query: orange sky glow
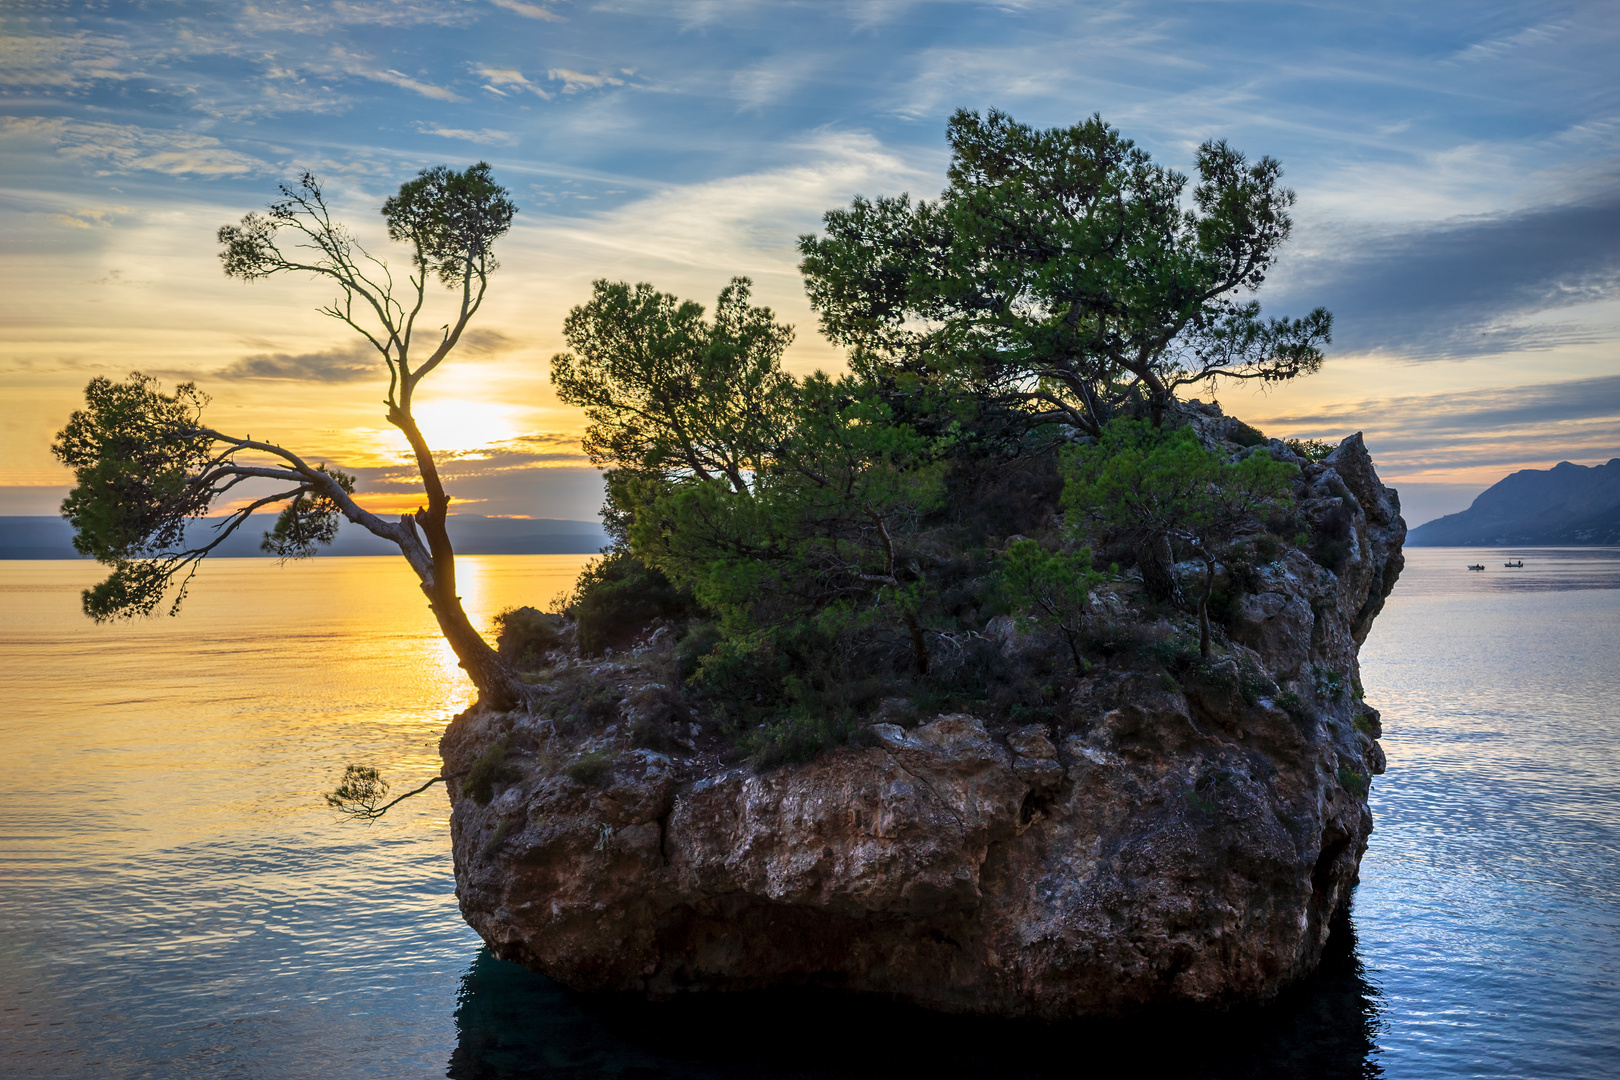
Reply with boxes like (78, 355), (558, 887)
(3, 4), (1616, 528)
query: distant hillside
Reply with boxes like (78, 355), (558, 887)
(0, 514), (609, 560)
(1408, 459), (1620, 546)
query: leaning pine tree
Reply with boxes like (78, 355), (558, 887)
(51, 163), (528, 711)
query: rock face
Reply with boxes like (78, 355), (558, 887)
(440, 431), (1405, 1019)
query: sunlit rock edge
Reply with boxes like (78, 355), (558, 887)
(439, 424), (1404, 1020)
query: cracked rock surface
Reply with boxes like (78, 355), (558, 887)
(440, 432), (1405, 1019)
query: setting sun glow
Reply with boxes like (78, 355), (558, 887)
(404, 398), (530, 456)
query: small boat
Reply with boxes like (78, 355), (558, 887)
(1467, 564), (1486, 571)
(1504, 560), (1524, 567)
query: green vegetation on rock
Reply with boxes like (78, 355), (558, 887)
(1063, 420), (1297, 658)
(540, 110), (1334, 765)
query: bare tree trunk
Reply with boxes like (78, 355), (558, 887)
(425, 583), (524, 710)
(1134, 357), (1172, 428)
(903, 609), (929, 676)
(414, 510), (526, 711)
(389, 396), (526, 711)
(1060, 625), (1085, 676)
(866, 504), (929, 677)
(1194, 544), (1216, 660)
(1137, 533), (1185, 607)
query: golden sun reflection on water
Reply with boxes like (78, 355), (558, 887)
(0, 554), (595, 855)
(0, 553), (598, 1068)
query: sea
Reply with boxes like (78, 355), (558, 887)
(1, 548), (1617, 1079)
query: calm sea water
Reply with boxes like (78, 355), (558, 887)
(1, 549), (1617, 1078)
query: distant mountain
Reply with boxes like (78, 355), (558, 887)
(0, 514), (609, 560)
(1407, 459), (1620, 546)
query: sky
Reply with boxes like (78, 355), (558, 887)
(2, 1), (1617, 527)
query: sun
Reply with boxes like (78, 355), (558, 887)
(405, 398), (527, 456)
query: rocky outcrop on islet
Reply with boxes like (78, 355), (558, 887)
(439, 429), (1405, 1019)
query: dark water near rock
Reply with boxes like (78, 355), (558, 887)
(2, 549), (1617, 1078)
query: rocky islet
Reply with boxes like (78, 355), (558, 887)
(438, 425), (1405, 1019)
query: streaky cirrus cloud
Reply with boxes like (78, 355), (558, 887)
(1268, 192), (1620, 359)
(416, 122), (518, 145)
(356, 66), (466, 102)
(217, 345), (379, 383)
(342, 435), (602, 518)
(237, 1), (478, 34)
(45, 205), (132, 230)
(546, 68), (627, 94)
(1, 0), (1617, 518)
(211, 328), (519, 383)
(470, 64), (554, 99)
(1, 118), (271, 177)
(0, 30), (132, 89)
(1257, 373), (1620, 482)
(489, 0), (566, 22)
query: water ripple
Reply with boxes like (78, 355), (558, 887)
(2, 550), (1617, 1078)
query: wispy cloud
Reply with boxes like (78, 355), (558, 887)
(3, 0), (1618, 503)
(348, 458), (604, 519)
(457, 329), (518, 356)
(2, 118), (269, 176)
(1268, 192), (1620, 360)
(239, 1), (477, 33)
(470, 64), (553, 99)
(345, 435), (598, 514)
(206, 332), (518, 385)
(45, 205), (131, 229)
(731, 54), (826, 108)
(1272, 375), (1620, 438)
(489, 0), (566, 21)
(520, 130), (932, 275)
(0, 31), (132, 89)
(547, 68), (625, 94)
(362, 67), (466, 102)
(216, 345), (379, 383)
(1449, 20), (1569, 64)
(1258, 374), (1620, 480)
(416, 123), (518, 145)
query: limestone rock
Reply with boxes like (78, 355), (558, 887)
(441, 429), (1407, 1019)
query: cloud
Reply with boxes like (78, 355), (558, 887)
(363, 67), (466, 101)
(0, 31), (131, 89)
(211, 331), (516, 384)
(240, 1), (477, 33)
(1, 118), (269, 176)
(470, 64), (552, 99)
(524, 129), (932, 271)
(416, 123), (518, 145)
(1449, 20), (1569, 64)
(1267, 193), (1620, 360)
(352, 462), (605, 519)
(1257, 374), (1620, 479)
(85, 268), (148, 287)
(345, 435), (602, 516)
(318, 47), (466, 101)
(1270, 374), (1620, 438)
(731, 54), (826, 108)
(457, 329), (518, 356)
(46, 205), (131, 229)
(489, 0), (566, 21)
(477, 128), (939, 375)
(547, 68), (625, 94)
(217, 346), (379, 383)
(892, 12), (1177, 123)
(443, 433), (589, 466)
